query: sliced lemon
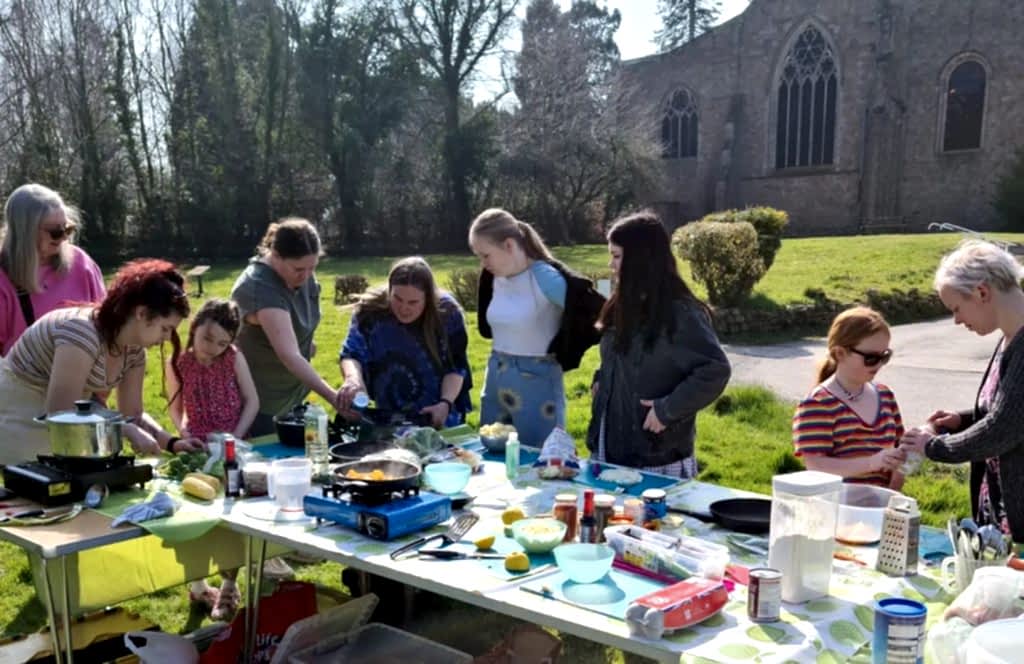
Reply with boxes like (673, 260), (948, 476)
(504, 551), (530, 573)
(474, 535), (496, 550)
(501, 507), (526, 525)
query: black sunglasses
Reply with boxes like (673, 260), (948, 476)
(44, 225), (75, 241)
(849, 347), (893, 367)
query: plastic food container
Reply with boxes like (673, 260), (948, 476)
(768, 470), (841, 603)
(603, 524), (729, 580)
(289, 623), (472, 663)
(835, 484), (900, 544)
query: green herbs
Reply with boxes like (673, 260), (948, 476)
(158, 451), (223, 482)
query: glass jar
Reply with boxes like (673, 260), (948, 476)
(594, 495), (616, 543)
(553, 493), (578, 542)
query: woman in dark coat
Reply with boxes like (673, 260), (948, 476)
(587, 211), (731, 477)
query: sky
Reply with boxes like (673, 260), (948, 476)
(474, 0), (751, 101)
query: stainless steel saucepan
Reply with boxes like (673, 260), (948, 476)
(35, 400), (134, 458)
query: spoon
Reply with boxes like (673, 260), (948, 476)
(84, 483), (108, 508)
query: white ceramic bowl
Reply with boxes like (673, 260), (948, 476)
(835, 484), (899, 544)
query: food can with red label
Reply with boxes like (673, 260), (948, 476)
(747, 567), (782, 623)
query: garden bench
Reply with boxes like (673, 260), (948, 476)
(186, 265), (211, 297)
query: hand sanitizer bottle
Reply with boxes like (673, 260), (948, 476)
(505, 432), (520, 481)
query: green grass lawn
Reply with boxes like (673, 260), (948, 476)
(0, 232), (991, 645)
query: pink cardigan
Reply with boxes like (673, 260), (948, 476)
(0, 245), (106, 355)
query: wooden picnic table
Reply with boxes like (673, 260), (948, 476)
(185, 264), (211, 297)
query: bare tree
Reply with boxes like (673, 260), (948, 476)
(394, 0), (518, 242)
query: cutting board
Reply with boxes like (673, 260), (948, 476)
(519, 567), (665, 620)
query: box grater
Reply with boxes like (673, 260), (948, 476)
(876, 494), (920, 576)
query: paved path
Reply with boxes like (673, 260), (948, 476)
(724, 317), (998, 427)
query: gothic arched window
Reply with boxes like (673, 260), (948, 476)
(661, 89), (698, 159)
(775, 25), (838, 169)
(942, 60), (986, 151)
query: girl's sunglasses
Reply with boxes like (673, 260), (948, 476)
(43, 225), (76, 241)
(849, 347), (893, 367)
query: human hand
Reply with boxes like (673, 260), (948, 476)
(172, 437), (206, 454)
(640, 399), (666, 433)
(899, 428), (933, 455)
(871, 446), (906, 473)
(419, 402), (450, 429)
(337, 379), (364, 411)
(927, 410), (960, 432)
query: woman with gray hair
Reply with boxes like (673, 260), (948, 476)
(0, 184), (105, 355)
(902, 240), (1024, 544)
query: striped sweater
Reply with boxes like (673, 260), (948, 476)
(792, 383), (904, 486)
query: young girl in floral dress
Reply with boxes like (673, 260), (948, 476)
(165, 298), (260, 620)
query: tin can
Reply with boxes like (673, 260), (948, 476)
(642, 488), (667, 523)
(624, 498), (645, 525)
(872, 597), (926, 664)
(747, 568), (782, 623)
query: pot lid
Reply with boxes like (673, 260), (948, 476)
(44, 400), (123, 425)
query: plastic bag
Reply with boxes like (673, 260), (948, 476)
(532, 427), (580, 479)
(924, 616), (973, 664)
(942, 566), (1024, 625)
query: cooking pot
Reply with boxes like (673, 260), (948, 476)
(35, 400), (133, 458)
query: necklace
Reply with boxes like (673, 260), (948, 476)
(833, 377), (865, 402)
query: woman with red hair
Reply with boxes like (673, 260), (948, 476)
(0, 259), (204, 465)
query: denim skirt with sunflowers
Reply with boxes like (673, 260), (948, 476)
(480, 351), (566, 447)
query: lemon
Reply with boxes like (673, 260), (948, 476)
(474, 535), (496, 550)
(501, 507), (526, 525)
(504, 551), (530, 573)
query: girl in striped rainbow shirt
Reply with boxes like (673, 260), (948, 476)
(792, 306), (908, 489)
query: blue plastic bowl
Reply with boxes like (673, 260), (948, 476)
(424, 462), (472, 495)
(553, 543), (615, 584)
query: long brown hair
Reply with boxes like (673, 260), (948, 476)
(354, 257), (452, 367)
(597, 211), (709, 353)
(169, 298), (241, 406)
(468, 208), (553, 262)
(816, 306), (890, 383)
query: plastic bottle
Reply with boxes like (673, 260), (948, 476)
(504, 431), (520, 481)
(304, 401), (330, 480)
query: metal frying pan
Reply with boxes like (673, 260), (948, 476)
(669, 498), (772, 535)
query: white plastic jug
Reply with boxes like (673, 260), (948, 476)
(123, 631), (199, 663)
(267, 457), (313, 514)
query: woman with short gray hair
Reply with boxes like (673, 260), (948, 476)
(0, 184), (105, 355)
(902, 240), (1024, 545)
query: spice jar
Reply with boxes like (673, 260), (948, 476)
(553, 493), (579, 542)
(593, 494), (615, 543)
(624, 498), (644, 525)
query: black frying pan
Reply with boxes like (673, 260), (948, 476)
(333, 459), (421, 495)
(669, 498), (772, 535)
(329, 440), (398, 463)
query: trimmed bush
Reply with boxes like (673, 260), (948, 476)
(995, 148), (1024, 231)
(672, 221), (765, 306)
(334, 274), (369, 305)
(446, 268), (479, 311)
(696, 206), (789, 270)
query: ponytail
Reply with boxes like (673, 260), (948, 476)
(470, 208), (553, 261)
(816, 355), (837, 384)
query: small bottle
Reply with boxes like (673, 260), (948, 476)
(579, 489), (597, 543)
(504, 431), (520, 481)
(352, 391), (370, 410)
(224, 436), (241, 498)
(304, 401), (330, 480)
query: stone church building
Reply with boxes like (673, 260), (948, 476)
(620, 0), (1024, 235)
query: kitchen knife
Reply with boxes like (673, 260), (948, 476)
(417, 548), (506, 559)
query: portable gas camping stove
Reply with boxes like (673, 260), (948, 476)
(2, 454), (153, 507)
(303, 484), (452, 541)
